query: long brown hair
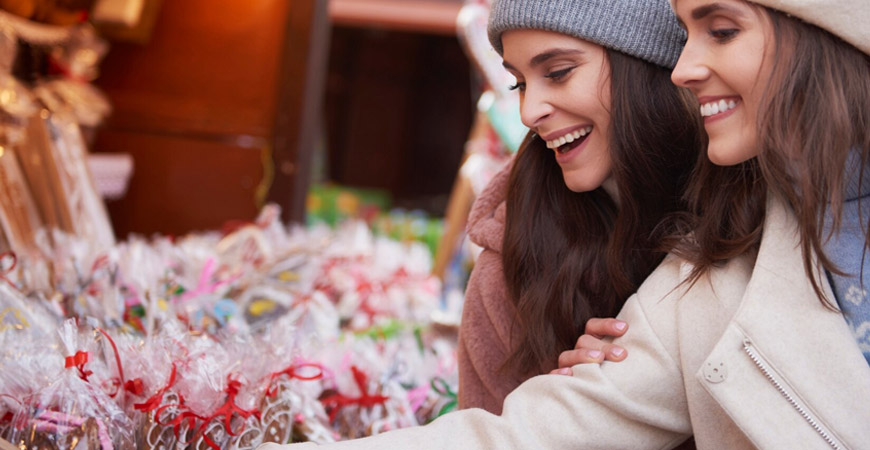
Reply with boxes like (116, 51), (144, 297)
(669, 7), (870, 305)
(501, 49), (703, 375)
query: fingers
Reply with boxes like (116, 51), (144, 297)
(584, 318), (628, 339)
(574, 334), (628, 362)
(557, 347), (605, 369)
(553, 318), (631, 375)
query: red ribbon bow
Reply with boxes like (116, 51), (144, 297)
(154, 376), (260, 450)
(0, 251), (19, 291)
(266, 363), (325, 397)
(198, 379), (260, 449)
(134, 364), (178, 413)
(65, 351), (90, 368)
(320, 366), (389, 423)
(65, 351), (92, 381)
(124, 378), (145, 396)
(155, 404), (203, 447)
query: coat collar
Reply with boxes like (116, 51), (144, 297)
(729, 195), (870, 445)
(466, 157), (512, 253)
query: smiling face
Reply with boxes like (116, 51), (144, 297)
(671, 0), (776, 166)
(501, 29), (613, 194)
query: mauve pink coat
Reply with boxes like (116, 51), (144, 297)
(457, 159), (533, 414)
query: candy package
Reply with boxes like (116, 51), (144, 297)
(7, 319), (135, 449)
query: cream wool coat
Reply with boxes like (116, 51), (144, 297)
(264, 197), (870, 449)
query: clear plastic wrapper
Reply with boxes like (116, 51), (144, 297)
(7, 319), (134, 449)
(0, 199), (460, 446)
(0, 318), (62, 436)
(254, 314), (335, 445)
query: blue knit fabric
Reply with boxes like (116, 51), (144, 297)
(824, 151), (870, 366)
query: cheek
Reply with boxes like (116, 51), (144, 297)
(732, 51), (770, 108)
(562, 142), (613, 192)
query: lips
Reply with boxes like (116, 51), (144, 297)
(544, 125), (593, 153)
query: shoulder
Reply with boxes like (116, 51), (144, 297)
(634, 254), (687, 303)
(467, 159), (513, 250)
(622, 252), (755, 358)
(616, 256), (687, 362)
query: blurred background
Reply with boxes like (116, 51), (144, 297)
(0, 2), (535, 445)
(0, 0), (530, 281)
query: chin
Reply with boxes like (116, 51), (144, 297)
(708, 150), (756, 166)
(563, 174), (601, 193)
(707, 150), (735, 166)
(707, 138), (760, 166)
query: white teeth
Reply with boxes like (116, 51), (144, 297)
(545, 126), (593, 149)
(700, 99), (739, 118)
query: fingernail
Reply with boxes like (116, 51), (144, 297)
(558, 368), (572, 375)
(614, 321), (627, 331)
(589, 350), (603, 359)
(611, 348), (625, 357)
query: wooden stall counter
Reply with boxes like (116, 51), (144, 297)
(330, 0), (463, 35)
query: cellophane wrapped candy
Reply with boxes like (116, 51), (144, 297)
(7, 319), (135, 449)
(0, 207), (459, 448)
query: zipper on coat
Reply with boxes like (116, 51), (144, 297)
(742, 338), (844, 450)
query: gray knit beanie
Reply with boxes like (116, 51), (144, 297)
(488, 0), (686, 68)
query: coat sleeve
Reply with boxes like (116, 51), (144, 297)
(457, 247), (525, 414)
(258, 260), (693, 450)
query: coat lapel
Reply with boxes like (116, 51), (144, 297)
(698, 196), (870, 449)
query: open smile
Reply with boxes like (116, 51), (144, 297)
(699, 97), (741, 122)
(545, 126), (593, 154)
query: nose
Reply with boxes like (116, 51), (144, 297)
(518, 85), (555, 130)
(671, 39), (710, 88)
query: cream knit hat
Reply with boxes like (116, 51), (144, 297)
(671, 0), (870, 55)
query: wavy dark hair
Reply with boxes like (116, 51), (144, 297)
(667, 7), (870, 306)
(501, 49), (704, 376)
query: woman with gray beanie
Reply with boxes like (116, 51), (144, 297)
(258, 0), (870, 448)
(456, 0), (701, 422)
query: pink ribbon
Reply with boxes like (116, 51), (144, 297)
(34, 410), (113, 450)
(176, 258), (241, 303)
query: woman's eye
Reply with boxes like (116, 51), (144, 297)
(709, 28), (738, 42)
(508, 81), (526, 91)
(545, 67), (575, 81)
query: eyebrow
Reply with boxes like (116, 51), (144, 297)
(690, 2), (746, 20)
(502, 48), (585, 71)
